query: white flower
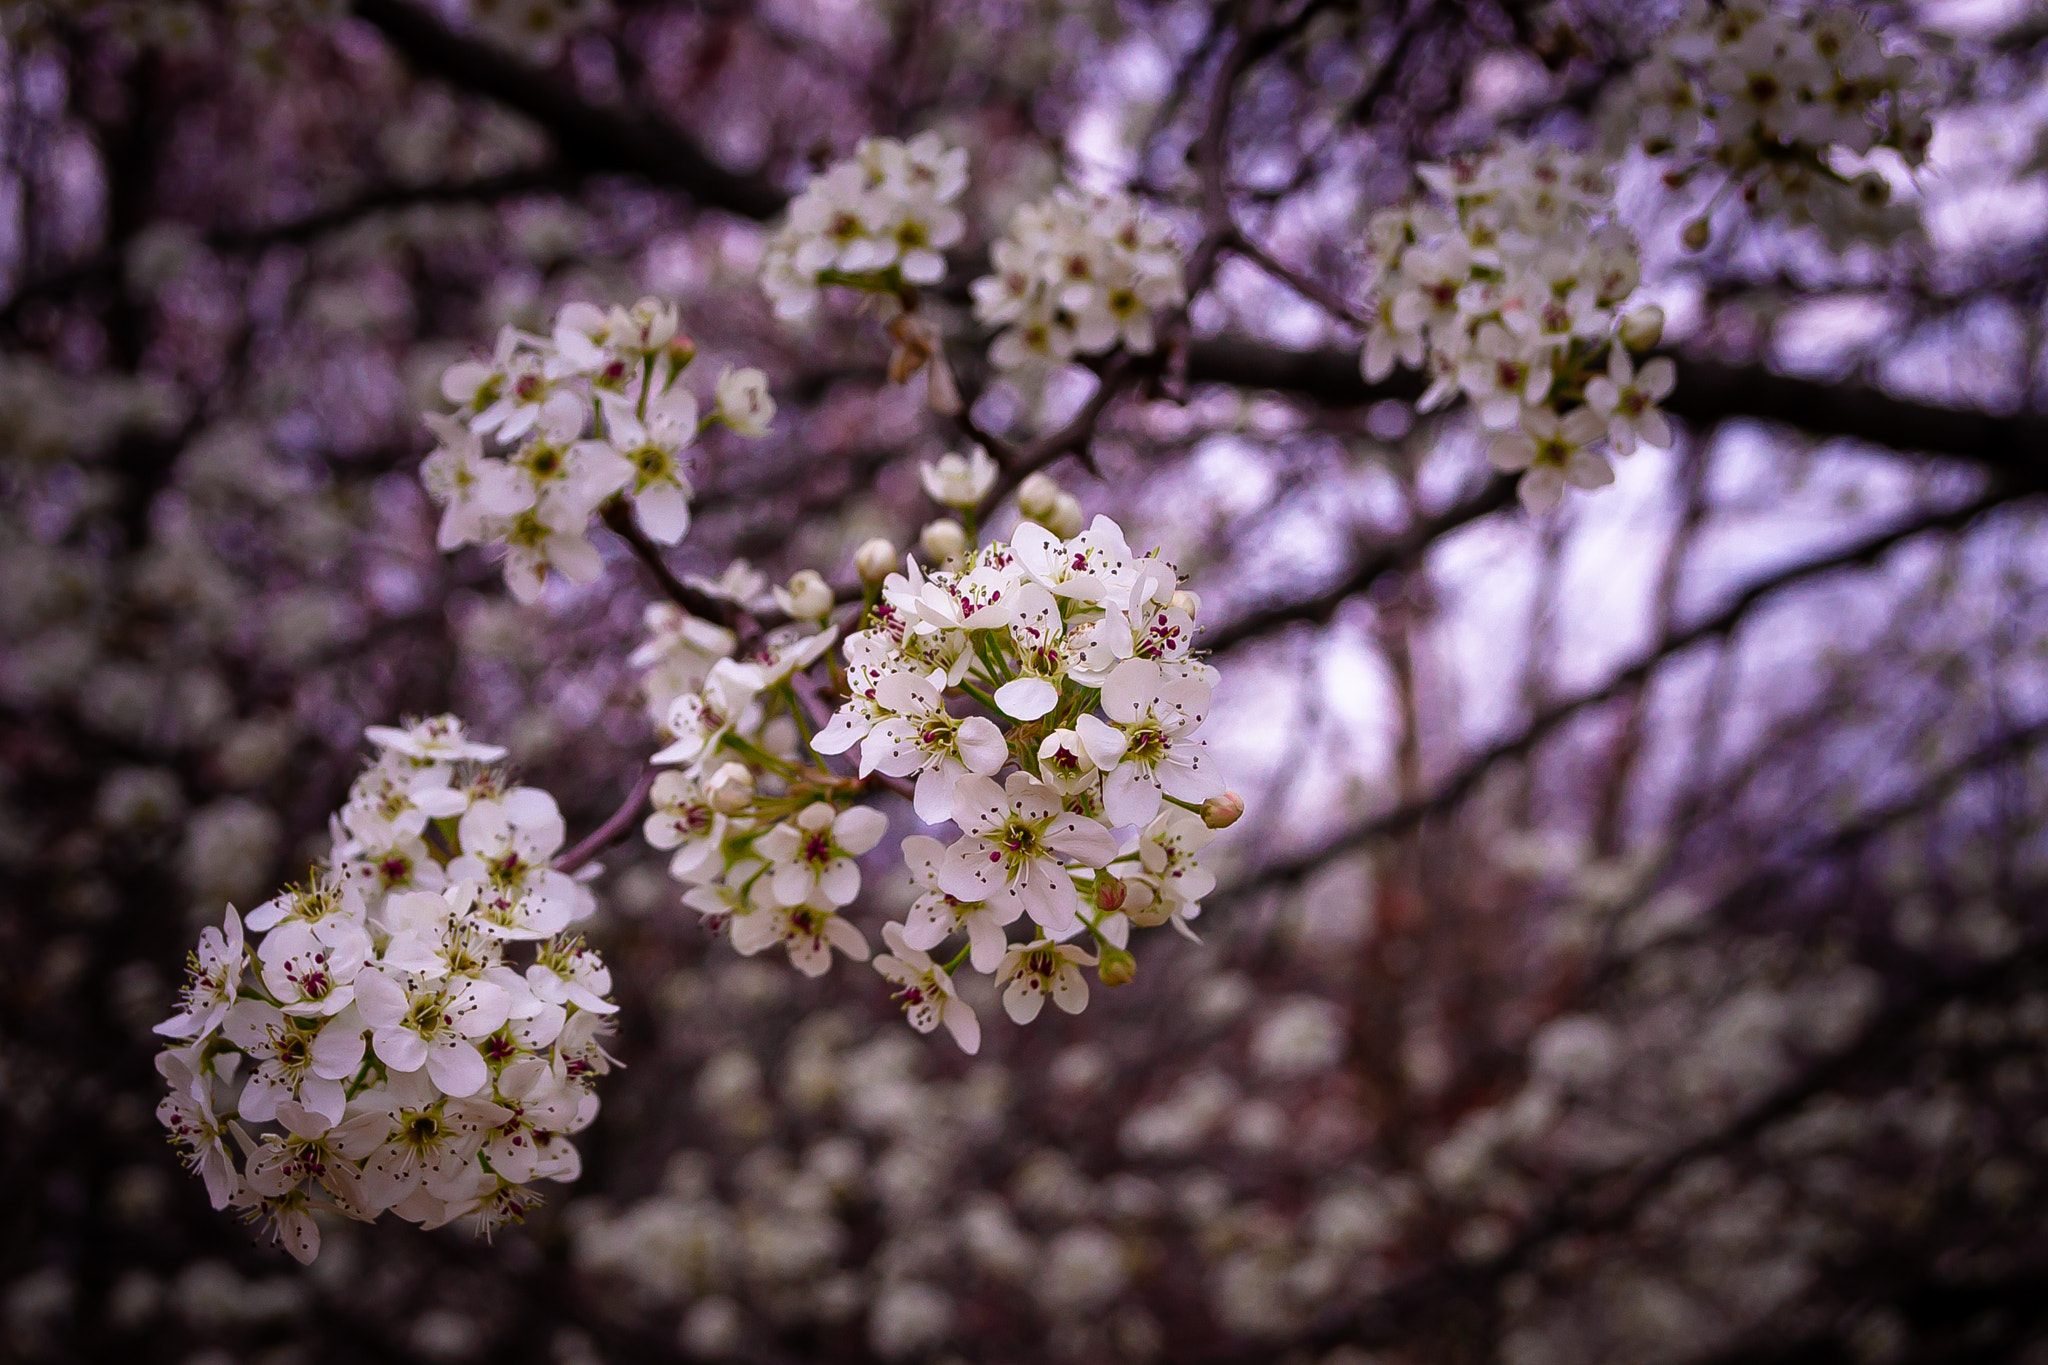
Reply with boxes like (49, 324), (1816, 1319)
(591, 387), (698, 545)
(155, 1048), (239, 1209)
(353, 968), (512, 1098)
(352, 1070), (509, 1213)
(898, 832), (1016, 973)
(256, 916), (372, 1017)
(364, 714), (508, 764)
(939, 773), (1120, 936)
(652, 659), (765, 768)
(1455, 323), (1554, 429)
(1075, 662), (1223, 827)
(1121, 808), (1216, 933)
(221, 998), (359, 1128)
(1036, 728), (1100, 797)
(1583, 350), (1676, 455)
(973, 186), (1184, 373)
(995, 938), (1096, 1023)
(244, 1101), (377, 1219)
(448, 788), (587, 939)
(918, 446), (998, 510)
(631, 602), (738, 727)
(498, 487), (607, 604)
(419, 415), (531, 551)
(714, 366), (775, 437)
(480, 1058), (583, 1182)
(857, 669), (1009, 823)
(730, 899), (871, 977)
(1488, 405), (1613, 513)
(643, 770), (731, 883)
(680, 855), (764, 932)
(755, 801), (890, 909)
(527, 936), (620, 1016)
(154, 905), (244, 1041)
(874, 922), (981, 1053)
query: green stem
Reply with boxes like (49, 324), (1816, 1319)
(719, 731), (803, 779)
(956, 677), (1004, 715)
(941, 943), (972, 976)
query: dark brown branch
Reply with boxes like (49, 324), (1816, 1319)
(350, 0), (789, 221)
(1202, 474), (1518, 653)
(600, 500), (740, 625)
(1, 166), (578, 329)
(1182, 336), (2048, 484)
(554, 766), (659, 874)
(1237, 485), (2021, 889)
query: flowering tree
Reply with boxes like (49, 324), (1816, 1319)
(7, 1), (2048, 1363)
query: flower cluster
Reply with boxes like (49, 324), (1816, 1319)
(759, 133), (970, 320)
(153, 716), (616, 1262)
(1601, 1), (1932, 247)
(635, 490), (1237, 1054)
(1356, 140), (1674, 512)
(971, 186), (1186, 376)
(423, 296), (776, 602)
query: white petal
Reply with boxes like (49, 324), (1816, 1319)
(994, 677), (1059, 721)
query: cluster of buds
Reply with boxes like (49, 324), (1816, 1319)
(971, 186), (1186, 376)
(1356, 140), (1674, 512)
(633, 468), (1241, 1054)
(423, 296), (776, 602)
(154, 717), (617, 1262)
(1601, 1), (1931, 248)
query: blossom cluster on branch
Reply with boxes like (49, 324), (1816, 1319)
(154, 717), (617, 1262)
(629, 487), (1234, 1053)
(1357, 140), (1673, 512)
(423, 297), (775, 602)
(759, 132), (970, 320)
(971, 186), (1186, 377)
(757, 138), (1188, 412)
(1602, 0), (1932, 247)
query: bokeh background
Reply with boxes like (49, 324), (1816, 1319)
(7, 1), (2048, 1362)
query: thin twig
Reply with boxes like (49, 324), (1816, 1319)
(1234, 485), (2022, 890)
(599, 501), (737, 625)
(1226, 224), (1370, 330)
(554, 767), (660, 874)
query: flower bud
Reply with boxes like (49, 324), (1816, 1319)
(854, 537), (897, 586)
(1170, 589), (1201, 618)
(715, 366), (775, 437)
(774, 569), (834, 621)
(664, 334), (697, 373)
(1016, 471), (1063, 523)
(919, 446), (997, 510)
(706, 762), (755, 814)
(1201, 791), (1245, 829)
(1046, 492), (1085, 539)
(1092, 873), (1129, 913)
(1680, 217), (1711, 252)
(1096, 945), (1137, 988)
(920, 518), (968, 566)
(1618, 305), (1664, 353)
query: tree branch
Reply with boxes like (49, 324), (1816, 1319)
(1234, 485), (2022, 889)
(600, 500), (741, 625)
(350, 0), (789, 221)
(1202, 474), (1518, 653)
(554, 766), (659, 874)
(1181, 336), (2048, 483)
